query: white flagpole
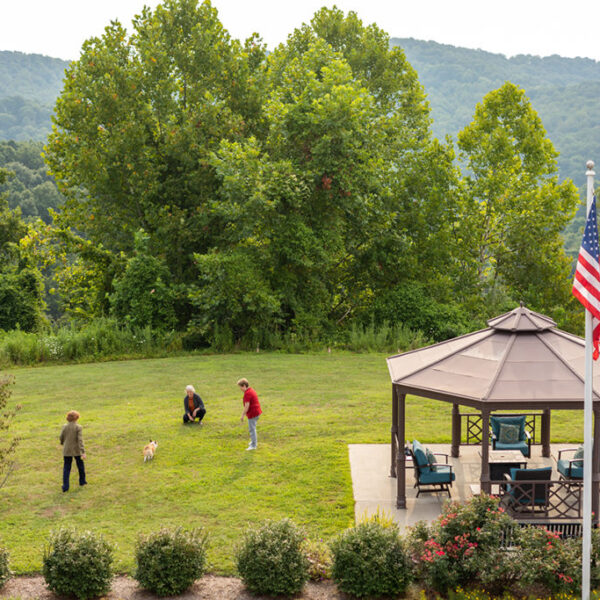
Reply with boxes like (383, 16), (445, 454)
(582, 159), (595, 600)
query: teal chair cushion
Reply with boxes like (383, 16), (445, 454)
(491, 415), (526, 439)
(419, 465), (455, 485)
(557, 459), (583, 479)
(412, 440), (430, 471)
(494, 439), (529, 455)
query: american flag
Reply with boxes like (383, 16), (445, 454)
(573, 196), (600, 360)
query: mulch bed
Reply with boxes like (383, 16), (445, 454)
(0, 575), (346, 600)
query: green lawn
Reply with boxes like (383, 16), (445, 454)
(0, 352), (585, 574)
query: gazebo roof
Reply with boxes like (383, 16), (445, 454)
(386, 305), (600, 410)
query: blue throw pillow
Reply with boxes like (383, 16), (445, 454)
(574, 445), (584, 467)
(498, 423), (520, 444)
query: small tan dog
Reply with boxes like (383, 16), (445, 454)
(143, 440), (158, 462)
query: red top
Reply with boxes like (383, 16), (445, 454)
(243, 387), (262, 419)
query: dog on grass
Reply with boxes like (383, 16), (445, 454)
(143, 440), (158, 462)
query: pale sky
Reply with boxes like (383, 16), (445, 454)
(1, 0), (598, 62)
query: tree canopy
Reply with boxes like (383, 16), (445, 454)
(0, 1), (579, 344)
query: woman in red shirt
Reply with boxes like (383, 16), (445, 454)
(238, 378), (262, 450)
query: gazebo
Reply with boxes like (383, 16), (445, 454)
(387, 304), (600, 518)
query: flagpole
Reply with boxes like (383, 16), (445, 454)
(583, 159), (595, 600)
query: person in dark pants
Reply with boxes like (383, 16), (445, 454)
(183, 385), (206, 424)
(60, 410), (87, 492)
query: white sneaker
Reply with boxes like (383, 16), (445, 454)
(246, 445), (257, 451)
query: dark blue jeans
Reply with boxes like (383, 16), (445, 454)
(183, 408), (206, 423)
(63, 456), (86, 491)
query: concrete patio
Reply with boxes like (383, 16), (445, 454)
(348, 443), (577, 532)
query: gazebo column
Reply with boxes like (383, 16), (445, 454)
(396, 389), (407, 509)
(480, 407), (491, 494)
(541, 409), (551, 458)
(593, 408), (600, 525)
(390, 386), (398, 477)
(451, 403), (461, 458)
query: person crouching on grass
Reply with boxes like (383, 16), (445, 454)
(60, 410), (87, 492)
(183, 384), (206, 424)
(238, 378), (262, 450)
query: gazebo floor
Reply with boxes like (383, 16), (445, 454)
(348, 443), (581, 532)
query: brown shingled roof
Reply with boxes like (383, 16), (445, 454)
(386, 305), (600, 410)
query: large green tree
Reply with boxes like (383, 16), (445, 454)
(46, 0), (265, 280)
(46, 1), (461, 339)
(456, 82), (579, 313)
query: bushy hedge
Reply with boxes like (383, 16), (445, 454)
(330, 521), (412, 598)
(42, 528), (114, 600)
(0, 545), (11, 589)
(134, 527), (208, 596)
(236, 519), (309, 596)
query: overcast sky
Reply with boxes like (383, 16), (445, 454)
(1, 0), (598, 62)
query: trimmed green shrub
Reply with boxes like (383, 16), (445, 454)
(42, 528), (114, 600)
(0, 545), (11, 589)
(134, 527), (208, 596)
(330, 521), (411, 598)
(236, 519), (309, 596)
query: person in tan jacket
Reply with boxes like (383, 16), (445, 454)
(60, 410), (87, 492)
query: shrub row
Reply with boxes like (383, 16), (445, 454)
(42, 527), (207, 599)
(1, 496), (599, 599)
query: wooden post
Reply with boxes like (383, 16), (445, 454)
(397, 391), (406, 509)
(480, 408), (491, 494)
(451, 403), (461, 458)
(541, 409), (551, 458)
(391, 386), (398, 477)
(593, 408), (600, 525)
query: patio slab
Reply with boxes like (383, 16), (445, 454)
(348, 443), (574, 532)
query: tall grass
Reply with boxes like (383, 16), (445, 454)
(343, 321), (430, 353)
(0, 319), (181, 367)
(0, 320), (431, 367)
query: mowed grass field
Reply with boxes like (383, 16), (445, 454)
(0, 352), (585, 574)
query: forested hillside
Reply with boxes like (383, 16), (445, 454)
(0, 51), (69, 141)
(396, 38), (600, 192)
(0, 140), (63, 222)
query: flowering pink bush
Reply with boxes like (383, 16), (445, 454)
(407, 494), (518, 595)
(515, 526), (580, 596)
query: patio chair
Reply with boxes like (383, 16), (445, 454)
(556, 447), (583, 481)
(409, 440), (455, 498)
(503, 466), (552, 514)
(490, 415), (531, 457)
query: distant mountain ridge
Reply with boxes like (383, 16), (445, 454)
(0, 51), (69, 104)
(0, 51), (69, 142)
(394, 38), (600, 190)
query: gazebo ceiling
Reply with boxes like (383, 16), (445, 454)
(386, 305), (600, 410)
